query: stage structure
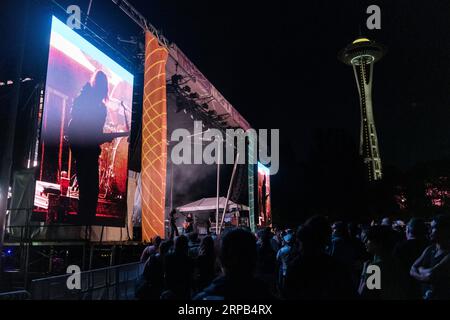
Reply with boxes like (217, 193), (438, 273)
(140, 32), (253, 241)
(113, 0), (257, 241)
(339, 37), (385, 182)
(5, 1), (262, 249)
(0, 1), (274, 291)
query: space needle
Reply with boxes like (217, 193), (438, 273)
(339, 37), (386, 181)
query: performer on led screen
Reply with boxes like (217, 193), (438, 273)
(68, 71), (127, 225)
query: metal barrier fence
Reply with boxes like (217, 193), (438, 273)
(0, 291), (31, 300)
(30, 262), (144, 300)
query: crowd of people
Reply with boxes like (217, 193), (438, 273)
(136, 214), (450, 300)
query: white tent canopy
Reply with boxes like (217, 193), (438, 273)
(177, 197), (249, 213)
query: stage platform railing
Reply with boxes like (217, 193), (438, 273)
(30, 262), (144, 300)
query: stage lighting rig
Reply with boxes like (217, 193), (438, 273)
(111, 0), (169, 47)
(214, 114), (230, 122)
(171, 74), (183, 85)
(167, 73), (234, 134)
(188, 92), (200, 100)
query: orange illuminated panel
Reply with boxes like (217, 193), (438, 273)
(141, 32), (169, 241)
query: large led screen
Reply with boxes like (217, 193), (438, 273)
(34, 16), (134, 227)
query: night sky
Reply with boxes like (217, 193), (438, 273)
(126, 0), (450, 220)
(122, 0), (450, 169)
(3, 0), (450, 223)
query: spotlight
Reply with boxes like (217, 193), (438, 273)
(188, 92), (199, 100)
(171, 74), (183, 85)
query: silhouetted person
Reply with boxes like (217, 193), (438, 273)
(183, 213), (194, 234)
(348, 222), (371, 272)
(188, 232), (201, 258)
(169, 209), (179, 240)
(163, 235), (193, 299)
(68, 71), (113, 226)
(195, 236), (217, 291)
(359, 226), (406, 299)
(140, 236), (162, 263)
(392, 221), (407, 244)
(393, 218), (429, 299)
(206, 213), (213, 235)
(284, 216), (355, 300)
(381, 217), (391, 227)
(276, 233), (293, 291)
(256, 227), (277, 294)
(329, 221), (361, 289)
(410, 215), (450, 300)
(270, 228), (283, 253)
(194, 228), (274, 300)
(330, 222), (351, 259)
(136, 240), (172, 300)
